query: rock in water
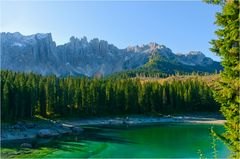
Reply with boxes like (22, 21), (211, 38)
(37, 129), (59, 138)
(20, 143), (32, 148)
(57, 127), (72, 135)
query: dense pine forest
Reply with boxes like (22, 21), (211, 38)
(1, 70), (219, 121)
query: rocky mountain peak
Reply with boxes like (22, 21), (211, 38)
(80, 36), (88, 43)
(126, 43), (168, 54)
(70, 36), (78, 42)
(176, 51), (213, 66)
(1, 32), (221, 76)
(35, 33), (52, 40)
(187, 51), (206, 59)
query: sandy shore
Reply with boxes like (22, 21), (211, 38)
(1, 114), (225, 142)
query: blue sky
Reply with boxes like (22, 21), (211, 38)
(1, 1), (221, 61)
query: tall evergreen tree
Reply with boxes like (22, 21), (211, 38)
(2, 82), (10, 120)
(39, 79), (47, 117)
(205, 0), (239, 157)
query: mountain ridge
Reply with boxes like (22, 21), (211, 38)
(1, 32), (222, 77)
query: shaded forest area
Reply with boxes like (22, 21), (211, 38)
(1, 71), (219, 121)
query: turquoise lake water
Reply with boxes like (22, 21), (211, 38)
(1, 123), (229, 158)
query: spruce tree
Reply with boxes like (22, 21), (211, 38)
(2, 82), (10, 121)
(205, 0), (239, 157)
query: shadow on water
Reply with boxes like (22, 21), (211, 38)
(1, 126), (137, 154)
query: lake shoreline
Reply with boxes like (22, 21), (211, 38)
(1, 114), (225, 142)
(60, 114), (226, 126)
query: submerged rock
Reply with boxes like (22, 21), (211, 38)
(37, 129), (59, 138)
(12, 124), (22, 129)
(20, 143), (32, 148)
(57, 127), (72, 135)
(13, 151), (21, 155)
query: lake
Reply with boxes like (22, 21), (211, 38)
(1, 123), (229, 158)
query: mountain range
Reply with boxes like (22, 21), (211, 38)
(0, 32), (222, 77)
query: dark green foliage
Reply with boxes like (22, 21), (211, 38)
(1, 70), (219, 121)
(107, 54), (222, 79)
(107, 69), (168, 79)
(142, 54), (223, 75)
(204, 0), (225, 5)
(205, 0), (239, 157)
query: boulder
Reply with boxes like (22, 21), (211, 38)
(12, 122), (26, 130)
(25, 123), (36, 129)
(62, 123), (74, 129)
(37, 129), (59, 138)
(12, 124), (21, 129)
(55, 123), (63, 128)
(57, 127), (72, 135)
(20, 143), (32, 148)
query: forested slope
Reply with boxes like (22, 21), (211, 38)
(1, 71), (219, 121)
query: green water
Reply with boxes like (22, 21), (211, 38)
(1, 123), (229, 158)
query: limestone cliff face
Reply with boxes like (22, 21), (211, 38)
(0, 32), (221, 76)
(175, 51), (214, 66)
(56, 36), (125, 76)
(1, 32), (60, 75)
